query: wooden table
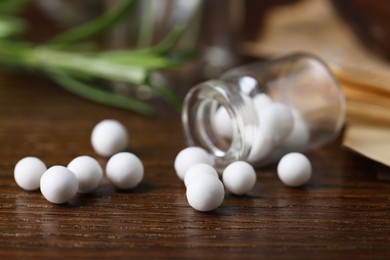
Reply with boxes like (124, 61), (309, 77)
(1, 67), (390, 259)
(1, 2), (390, 256)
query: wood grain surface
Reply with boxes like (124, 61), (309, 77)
(1, 69), (390, 259)
(0, 1), (388, 259)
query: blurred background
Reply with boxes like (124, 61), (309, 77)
(28, 0), (390, 77)
(20, 0), (388, 103)
(27, 0), (389, 117)
(2, 0), (390, 165)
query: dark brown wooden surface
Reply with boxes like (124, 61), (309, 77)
(1, 3), (390, 257)
(1, 69), (390, 259)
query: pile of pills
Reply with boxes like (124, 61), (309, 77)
(14, 119), (144, 204)
(174, 146), (312, 212)
(213, 93), (310, 164)
(171, 92), (314, 212)
(174, 147), (261, 211)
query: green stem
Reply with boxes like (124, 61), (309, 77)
(0, 41), (147, 84)
(98, 52), (179, 70)
(137, 0), (156, 48)
(28, 47), (147, 84)
(150, 25), (186, 54)
(0, 40), (32, 67)
(97, 24), (187, 59)
(48, 0), (136, 48)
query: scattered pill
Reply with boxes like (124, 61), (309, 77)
(174, 147), (214, 181)
(67, 156), (103, 193)
(91, 119), (128, 157)
(40, 166), (79, 204)
(106, 152), (144, 190)
(14, 157), (47, 191)
(258, 102), (294, 144)
(184, 163), (219, 188)
(186, 174), (225, 211)
(277, 152), (312, 187)
(213, 106), (233, 139)
(222, 161), (256, 195)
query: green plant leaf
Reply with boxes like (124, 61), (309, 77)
(0, 16), (26, 38)
(0, 0), (31, 14)
(98, 51), (178, 70)
(49, 0), (136, 48)
(150, 25), (186, 54)
(28, 47), (148, 84)
(137, 0), (156, 48)
(97, 23), (188, 58)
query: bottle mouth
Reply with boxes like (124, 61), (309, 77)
(182, 80), (255, 170)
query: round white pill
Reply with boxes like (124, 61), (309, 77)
(14, 157), (47, 191)
(222, 161), (257, 195)
(186, 174), (225, 212)
(258, 102), (294, 144)
(252, 93), (273, 112)
(91, 119), (128, 157)
(184, 163), (219, 188)
(282, 111), (310, 151)
(277, 152), (312, 187)
(106, 152), (144, 190)
(40, 166), (79, 204)
(212, 106), (233, 139)
(67, 156), (103, 193)
(174, 147), (214, 181)
(244, 126), (272, 163)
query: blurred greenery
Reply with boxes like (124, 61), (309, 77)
(0, 0), (31, 14)
(0, 0), (196, 116)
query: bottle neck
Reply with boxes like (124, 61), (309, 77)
(182, 79), (258, 170)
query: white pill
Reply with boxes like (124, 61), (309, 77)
(67, 156), (103, 193)
(282, 111), (310, 151)
(106, 152), (144, 190)
(212, 106), (233, 139)
(91, 119), (128, 157)
(222, 161), (256, 195)
(186, 174), (225, 211)
(184, 163), (219, 188)
(40, 166), (79, 204)
(277, 152), (312, 187)
(252, 93), (273, 112)
(258, 102), (294, 144)
(174, 147), (214, 181)
(239, 76), (258, 94)
(14, 157), (47, 191)
(244, 126), (272, 163)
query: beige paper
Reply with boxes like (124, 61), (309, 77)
(344, 124), (390, 167)
(240, 0), (390, 167)
(241, 0), (390, 92)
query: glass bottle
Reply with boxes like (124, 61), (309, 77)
(182, 53), (345, 170)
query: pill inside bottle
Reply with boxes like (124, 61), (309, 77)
(182, 53), (345, 170)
